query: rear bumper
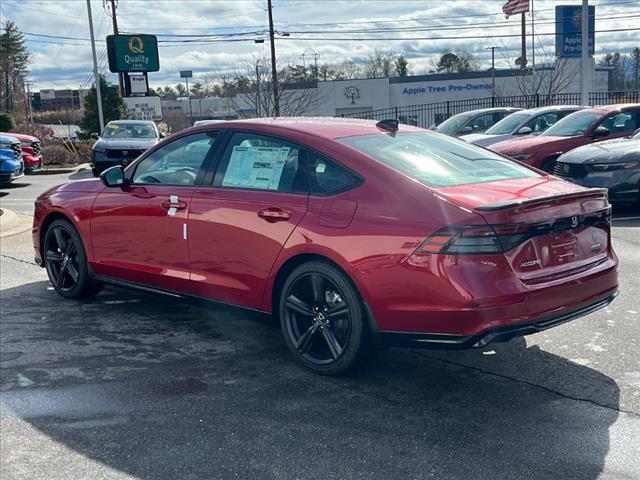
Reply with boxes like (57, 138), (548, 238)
(381, 290), (618, 349)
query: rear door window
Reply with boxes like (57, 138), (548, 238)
(600, 111), (639, 133)
(214, 132), (307, 193)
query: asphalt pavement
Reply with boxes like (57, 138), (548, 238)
(1, 173), (639, 480)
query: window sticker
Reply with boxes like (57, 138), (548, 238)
(222, 145), (291, 190)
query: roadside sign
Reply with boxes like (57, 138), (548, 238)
(107, 34), (160, 72)
(555, 5), (595, 58)
(125, 73), (149, 97)
(123, 96), (162, 121)
(180, 70), (193, 78)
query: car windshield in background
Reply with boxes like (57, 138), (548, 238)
(633, 129), (640, 139)
(485, 113), (529, 135)
(436, 113), (474, 133)
(341, 132), (540, 188)
(541, 110), (602, 137)
(102, 123), (157, 139)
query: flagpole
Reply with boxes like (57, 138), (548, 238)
(521, 12), (527, 69)
(531, 0), (535, 69)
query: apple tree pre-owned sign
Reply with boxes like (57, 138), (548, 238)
(107, 34), (160, 73)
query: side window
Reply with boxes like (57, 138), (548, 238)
(469, 113), (494, 132)
(214, 132), (306, 193)
(600, 112), (638, 133)
(131, 131), (217, 185)
(525, 112), (559, 133)
(308, 150), (361, 196)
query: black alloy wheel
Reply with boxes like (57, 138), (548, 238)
(280, 261), (369, 375)
(43, 219), (103, 299)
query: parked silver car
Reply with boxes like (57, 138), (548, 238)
(91, 120), (163, 176)
(434, 107), (521, 137)
(461, 105), (585, 147)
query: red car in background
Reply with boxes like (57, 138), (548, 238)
(32, 118), (618, 374)
(0, 132), (43, 172)
(490, 104), (640, 172)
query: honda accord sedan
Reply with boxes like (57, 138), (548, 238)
(553, 128), (640, 205)
(33, 118), (618, 374)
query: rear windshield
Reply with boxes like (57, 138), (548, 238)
(485, 112), (529, 135)
(541, 110), (601, 137)
(435, 112), (474, 134)
(340, 132), (540, 188)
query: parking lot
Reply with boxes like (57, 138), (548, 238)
(1, 172), (639, 480)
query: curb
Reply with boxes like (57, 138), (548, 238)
(0, 209), (33, 238)
(29, 163), (90, 176)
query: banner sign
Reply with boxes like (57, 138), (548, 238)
(555, 5), (595, 58)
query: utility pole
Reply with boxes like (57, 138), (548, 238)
(87, 0), (105, 132)
(107, 0), (125, 96)
(26, 83), (33, 125)
(267, 0), (280, 116)
(185, 76), (193, 124)
(580, 0), (589, 105)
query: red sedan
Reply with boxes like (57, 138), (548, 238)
(0, 131), (43, 172)
(33, 118), (618, 374)
(490, 104), (640, 171)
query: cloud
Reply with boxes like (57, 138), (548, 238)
(2, 0), (638, 90)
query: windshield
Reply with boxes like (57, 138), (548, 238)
(102, 123), (157, 139)
(340, 132), (540, 188)
(435, 112), (474, 134)
(541, 110), (601, 137)
(485, 112), (530, 135)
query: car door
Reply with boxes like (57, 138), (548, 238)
(187, 131), (308, 309)
(90, 130), (219, 291)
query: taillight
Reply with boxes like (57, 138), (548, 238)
(417, 225), (533, 255)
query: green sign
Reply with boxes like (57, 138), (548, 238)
(107, 34), (159, 73)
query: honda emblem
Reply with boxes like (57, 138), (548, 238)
(571, 216), (579, 228)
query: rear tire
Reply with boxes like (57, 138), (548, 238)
(279, 261), (370, 375)
(43, 219), (104, 299)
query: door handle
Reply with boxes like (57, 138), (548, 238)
(258, 208), (292, 221)
(161, 195), (187, 210)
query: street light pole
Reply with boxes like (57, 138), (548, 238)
(267, 0), (280, 116)
(486, 46), (496, 100)
(87, 0), (104, 132)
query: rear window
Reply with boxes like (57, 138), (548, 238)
(340, 132), (540, 188)
(435, 112), (474, 134)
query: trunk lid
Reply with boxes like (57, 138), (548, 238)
(436, 176), (611, 283)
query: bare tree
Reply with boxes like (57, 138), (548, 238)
(162, 109), (191, 133)
(499, 44), (580, 98)
(230, 53), (319, 118)
(363, 48), (395, 78)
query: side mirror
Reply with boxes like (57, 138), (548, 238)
(100, 166), (127, 187)
(517, 126), (533, 135)
(91, 132), (99, 140)
(159, 132), (166, 139)
(461, 126), (473, 134)
(592, 126), (610, 138)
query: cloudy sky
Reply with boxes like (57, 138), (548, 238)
(1, 0), (638, 91)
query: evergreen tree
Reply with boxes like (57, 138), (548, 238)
(0, 21), (30, 112)
(80, 75), (128, 134)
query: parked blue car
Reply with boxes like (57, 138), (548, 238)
(0, 134), (25, 186)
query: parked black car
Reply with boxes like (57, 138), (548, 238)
(553, 128), (640, 205)
(91, 120), (163, 176)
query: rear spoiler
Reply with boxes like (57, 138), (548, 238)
(474, 188), (608, 212)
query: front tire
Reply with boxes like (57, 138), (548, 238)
(43, 219), (104, 299)
(279, 261), (370, 375)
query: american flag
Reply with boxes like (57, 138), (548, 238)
(502, 0), (530, 18)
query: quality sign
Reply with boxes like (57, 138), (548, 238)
(107, 34), (160, 73)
